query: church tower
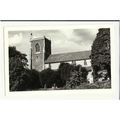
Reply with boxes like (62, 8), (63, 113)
(30, 36), (51, 72)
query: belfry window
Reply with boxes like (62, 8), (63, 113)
(35, 43), (40, 52)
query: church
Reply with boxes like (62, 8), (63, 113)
(30, 36), (91, 72)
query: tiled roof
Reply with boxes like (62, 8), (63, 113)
(45, 51), (91, 64)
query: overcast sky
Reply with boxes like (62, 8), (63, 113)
(8, 29), (98, 66)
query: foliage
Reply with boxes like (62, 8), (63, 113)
(39, 63), (89, 89)
(39, 68), (66, 88)
(58, 63), (75, 85)
(80, 67), (88, 83)
(40, 68), (56, 88)
(50, 70), (64, 88)
(9, 46), (29, 91)
(65, 65), (88, 89)
(9, 46), (42, 91)
(9, 46), (28, 68)
(73, 80), (111, 89)
(27, 69), (42, 90)
(91, 28), (111, 81)
(66, 70), (81, 89)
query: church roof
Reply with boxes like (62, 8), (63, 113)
(45, 50), (91, 64)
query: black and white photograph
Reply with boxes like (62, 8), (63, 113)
(8, 23), (111, 92)
(1, 21), (118, 99)
(0, 1), (120, 120)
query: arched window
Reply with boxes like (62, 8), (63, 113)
(35, 43), (40, 52)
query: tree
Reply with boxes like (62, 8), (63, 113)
(80, 67), (88, 83)
(9, 46), (29, 91)
(91, 28), (111, 81)
(65, 65), (88, 89)
(58, 63), (75, 87)
(68, 70), (81, 89)
(39, 68), (66, 89)
(27, 69), (42, 90)
(40, 68), (55, 88)
(50, 70), (62, 88)
(9, 46), (43, 91)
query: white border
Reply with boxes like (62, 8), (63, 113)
(3, 21), (119, 99)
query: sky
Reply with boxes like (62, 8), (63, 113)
(8, 29), (98, 66)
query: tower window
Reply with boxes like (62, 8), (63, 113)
(35, 43), (40, 52)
